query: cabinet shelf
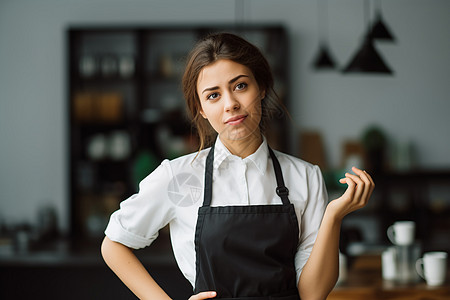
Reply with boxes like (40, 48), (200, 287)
(145, 74), (181, 84)
(72, 120), (131, 128)
(74, 75), (138, 84)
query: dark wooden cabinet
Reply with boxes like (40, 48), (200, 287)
(67, 25), (290, 241)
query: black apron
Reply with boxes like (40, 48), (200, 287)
(194, 144), (301, 300)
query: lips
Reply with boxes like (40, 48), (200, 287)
(225, 115), (247, 125)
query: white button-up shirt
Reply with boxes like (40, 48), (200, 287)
(105, 137), (328, 287)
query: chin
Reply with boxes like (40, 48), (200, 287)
(221, 127), (259, 142)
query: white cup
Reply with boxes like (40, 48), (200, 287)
(382, 247), (397, 280)
(336, 252), (348, 285)
(387, 221), (415, 246)
(416, 252), (448, 286)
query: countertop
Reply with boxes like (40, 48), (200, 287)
(329, 254), (450, 300)
(0, 235), (177, 267)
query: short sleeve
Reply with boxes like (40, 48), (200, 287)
(104, 159), (176, 249)
(294, 165), (328, 283)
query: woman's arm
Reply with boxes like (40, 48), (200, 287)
(298, 167), (374, 300)
(101, 236), (171, 300)
(101, 237), (217, 300)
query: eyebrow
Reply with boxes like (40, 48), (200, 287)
(201, 74), (249, 94)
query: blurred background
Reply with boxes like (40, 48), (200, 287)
(0, 0), (449, 299)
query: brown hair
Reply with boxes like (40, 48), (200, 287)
(182, 32), (284, 152)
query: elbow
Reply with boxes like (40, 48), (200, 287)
(299, 275), (338, 300)
(299, 292), (330, 300)
(299, 291), (332, 300)
(301, 297), (326, 300)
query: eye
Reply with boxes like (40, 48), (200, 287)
(235, 82), (248, 91)
(207, 92), (219, 101)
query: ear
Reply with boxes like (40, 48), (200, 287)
(260, 89), (266, 100)
(199, 109), (207, 119)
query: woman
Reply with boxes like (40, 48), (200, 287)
(101, 33), (374, 300)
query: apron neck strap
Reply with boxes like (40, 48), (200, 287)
(203, 144), (215, 207)
(203, 144), (291, 207)
(268, 147), (290, 205)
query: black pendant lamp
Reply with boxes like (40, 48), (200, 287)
(313, 44), (336, 69)
(370, 0), (396, 41)
(342, 35), (392, 73)
(312, 0), (337, 70)
(342, 0), (393, 74)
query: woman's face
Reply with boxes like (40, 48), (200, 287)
(196, 59), (265, 144)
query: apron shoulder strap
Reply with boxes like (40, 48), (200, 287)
(268, 147), (290, 205)
(203, 145), (214, 207)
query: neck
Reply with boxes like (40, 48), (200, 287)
(219, 132), (263, 158)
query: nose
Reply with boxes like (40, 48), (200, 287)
(223, 91), (240, 112)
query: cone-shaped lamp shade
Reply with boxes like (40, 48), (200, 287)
(312, 44), (337, 69)
(371, 13), (396, 41)
(342, 36), (393, 74)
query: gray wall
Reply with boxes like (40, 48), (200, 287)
(1, 0), (449, 233)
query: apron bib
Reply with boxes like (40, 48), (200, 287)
(194, 145), (301, 299)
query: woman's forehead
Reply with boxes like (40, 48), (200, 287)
(196, 59), (253, 89)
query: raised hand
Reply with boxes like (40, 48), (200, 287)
(327, 166), (375, 221)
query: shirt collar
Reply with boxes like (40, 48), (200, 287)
(213, 136), (269, 175)
(213, 138), (231, 170)
(245, 137), (269, 175)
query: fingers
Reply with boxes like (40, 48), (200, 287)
(362, 168), (375, 194)
(340, 167), (375, 209)
(189, 291), (217, 300)
(332, 167), (375, 219)
(352, 167), (375, 198)
(339, 176), (356, 200)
